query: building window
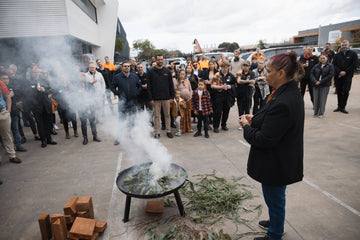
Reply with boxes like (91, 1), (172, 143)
(72, 0), (97, 23)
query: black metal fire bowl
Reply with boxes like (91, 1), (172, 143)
(116, 162), (187, 222)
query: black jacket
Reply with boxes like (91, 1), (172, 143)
(186, 74), (199, 91)
(111, 72), (142, 106)
(137, 73), (149, 103)
(236, 71), (255, 95)
(97, 67), (112, 89)
(243, 80), (304, 186)
(333, 50), (358, 79)
(32, 76), (53, 114)
(310, 62), (335, 87)
(147, 67), (175, 101)
(300, 54), (319, 79)
(8, 76), (23, 116)
(201, 69), (218, 94)
(201, 69), (218, 81)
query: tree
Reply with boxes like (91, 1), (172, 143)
(115, 38), (125, 52)
(258, 40), (266, 49)
(218, 42), (240, 52)
(133, 39), (155, 59)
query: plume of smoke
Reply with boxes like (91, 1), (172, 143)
(99, 101), (172, 181)
(3, 36), (173, 181)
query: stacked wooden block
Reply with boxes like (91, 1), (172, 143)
(38, 196), (107, 240)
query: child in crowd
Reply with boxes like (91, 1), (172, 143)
(171, 90), (186, 136)
(191, 80), (213, 138)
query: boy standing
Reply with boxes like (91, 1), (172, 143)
(171, 90), (186, 136)
(191, 80), (213, 138)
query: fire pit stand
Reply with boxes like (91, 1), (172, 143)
(116, 162), (187, 223)
(122, 189), (185, 222)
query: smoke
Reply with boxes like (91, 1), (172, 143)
(99, 103), (172, 181)
(1, 36), (173, 180)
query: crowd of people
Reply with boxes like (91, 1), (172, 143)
(0, 40), (358, 165)
(0, 40), (358, 240)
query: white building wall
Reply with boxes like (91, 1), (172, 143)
(0, 0), (68, 38)
(64, 0), (100, 46)
(0, 0), (119, 62)
(91, 0), (119, 62)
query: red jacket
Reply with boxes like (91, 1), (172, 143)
(191, 89), (212, 115)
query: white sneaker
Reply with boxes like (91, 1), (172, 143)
(238, 126), (242, 130)
(175, 131), (181, 136)
(318, 115), (324, 118)
(54, 124), (59, 130)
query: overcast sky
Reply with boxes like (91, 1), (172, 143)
(118, 0), (360, 54)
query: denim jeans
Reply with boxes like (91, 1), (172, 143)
(262, 184), (287, 240)
(105, 89), (114, 113)
(79, 107), (97, 137)
(118, 102), (136, 127)
(11, 115), (21, 147)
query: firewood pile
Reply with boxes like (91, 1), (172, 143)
(38, 196), (107, 240)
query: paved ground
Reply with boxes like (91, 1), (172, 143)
(0, 76), (359, 240)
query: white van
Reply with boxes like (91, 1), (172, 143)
(194, 52), (234, 62)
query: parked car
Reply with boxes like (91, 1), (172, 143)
(312, 47), (323, 56)
(350, 47), (360, 58)
(240, 52), (254, 61)
(246, 46), (306, 62)
(164, 57), (187, 68)
(194, 52), (234, 62)
(350, 48), (360, 71)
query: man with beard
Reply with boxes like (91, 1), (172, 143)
(230, 49), (245, 76)
(147, 54), (175, 139)
(333, 40), (358, 114)
(111, 61), (142, 145)
(321, 43), (335, 63)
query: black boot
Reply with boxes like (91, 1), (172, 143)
(83, 136), (88, 145)
(47, 137), (57, 145)
(41, 140), (47, 148)
(93, 135), (101, 142)
(193, 131), (202, 137)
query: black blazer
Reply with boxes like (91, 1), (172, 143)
(243, 80), (304, 186)
(333, 50), (358, 78)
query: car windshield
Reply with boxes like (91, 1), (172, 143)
(240, 52), (252, 60)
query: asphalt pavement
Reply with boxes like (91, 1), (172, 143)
(0, 76), (359, 240)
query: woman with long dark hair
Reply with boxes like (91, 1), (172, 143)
(185, 65), (199, 123)
(173, 69), (193, 133)
(240, 51), (304, 240)
(185, 65), (198, 91)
